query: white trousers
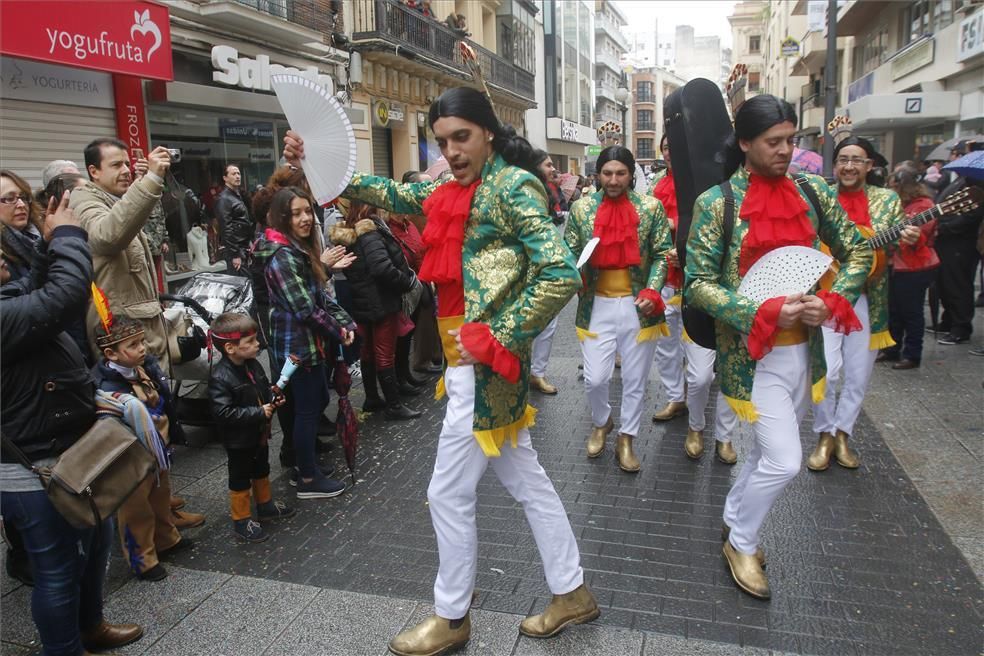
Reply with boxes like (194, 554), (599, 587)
(428, 365), (583, 619)
(531, 315), (559, 378)
(653, 289), (738, 438)
(724, 344), (810, 555)
(813, 293), (877, 437)
(580, 295), (659, 437)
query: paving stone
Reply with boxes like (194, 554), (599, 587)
(398, 602), (521, 656)
(0, 587), (37, 648)
(513, 623), (643, 655)
(642, 630), (770, 655)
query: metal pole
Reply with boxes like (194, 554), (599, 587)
(822, 0), (838, 177)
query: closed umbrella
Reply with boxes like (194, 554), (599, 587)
(332, 345), (359, 485)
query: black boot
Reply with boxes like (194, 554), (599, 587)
(379, 367), (422, 420)
(396, 334), (427, 387)
(361, 360), (386, 412)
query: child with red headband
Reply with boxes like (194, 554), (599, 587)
(207, 312), (294, 543)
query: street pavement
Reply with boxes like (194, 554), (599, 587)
(2, 302), (981, 656)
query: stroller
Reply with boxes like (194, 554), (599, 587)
(162, 272), (254, 441)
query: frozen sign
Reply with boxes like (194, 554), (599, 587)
(212, 45), (334, 95)
(0, 1), (173, 81)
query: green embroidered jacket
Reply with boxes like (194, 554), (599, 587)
(342, 154), (580, 444)
(565, 189), (672, 338)
(684, 167), (872, 419)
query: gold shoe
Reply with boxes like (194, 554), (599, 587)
(833, 429), (860, 469)
(807, 432), (835, 472)
(722, 541), (770, 600)
(519, 583), (600, 638)
(721, 525), (766, 567)
(586, 417), (613, 458)
(652, 401), (687, 422)
(615, 434), (641, 472)
(715, 440), (737, 465)
(684, 429), (704, 459)
(530, 375), (558, 395)
(388, 614), (470, 656)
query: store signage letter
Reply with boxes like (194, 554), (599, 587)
(211, 45), (334, 94)
(0, 1), (173, 80)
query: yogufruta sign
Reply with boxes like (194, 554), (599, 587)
(211, 45), (334, 95)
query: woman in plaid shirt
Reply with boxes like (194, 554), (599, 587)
(252, 187), (356, 499)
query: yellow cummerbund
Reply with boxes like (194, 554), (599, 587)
(438, 315), (465, 367)
(774, 321), (808, 346)
(595, 268), (632, 298)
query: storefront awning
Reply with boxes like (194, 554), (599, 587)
(843, 92), (960, 132)
(0, 0), (173, 80)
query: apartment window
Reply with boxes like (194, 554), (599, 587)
(749, 35), (761, 53)
(899, 0), (932, 46)
(636, 109), (654, 131)
(748, 71), (761, 92)
(636, 81), (653, 102)
(637, 138), (654, 160)
(852, 23), (890, 77)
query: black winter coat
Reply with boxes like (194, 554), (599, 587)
(0, 226), (95, 463)
(207, 356), (273, 450)
(329, 218), (414, 323)
(91, 354), (186, 446)
(215, 187), (254, 260)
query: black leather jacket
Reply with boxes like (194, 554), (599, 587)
(214, 186), (254, 260)
(207, 356), (274, 450)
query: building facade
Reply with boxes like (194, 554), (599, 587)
(630, 66), (687, 169)
(593, 0), (630, 142)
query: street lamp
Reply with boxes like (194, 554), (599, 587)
(615, 71), (632, 148)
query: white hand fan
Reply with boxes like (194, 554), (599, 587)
(577, 237), (601, 269)
(270, 73), (356, 206)
(737, 246), (833, 304)
(634, 163), (648, 194)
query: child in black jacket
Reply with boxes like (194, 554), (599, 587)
(207, 312), (293, 542)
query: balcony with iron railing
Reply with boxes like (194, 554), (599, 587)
(187, 0), (342, 45)
(351, 0), (535, 101)
(233, 0), (341, 37)
(634, 92), (654, 104)
(635, 121), (655, 132)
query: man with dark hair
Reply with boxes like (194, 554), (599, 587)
(685, 94), (871, 600)
(214, 164), (253, 275)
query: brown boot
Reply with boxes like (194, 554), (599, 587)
(530, 375), (558, 395)
(684, 429), (704, 459)
(169, 496), (186, 511)
(806, 432), (835, 472)
(722, 541), (770, 600)
(81, 620), (144, 652)
(586, 416), (613, 458)
(171, 508), (206, 529)
(615, 434), (641, 472)
(652, 401), (687, 422)
(519, 583), (600, 638)
(833, 429), (860, 468)
(388, 614), (470, 656)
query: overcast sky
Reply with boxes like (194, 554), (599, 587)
(617, 1), (738, 49)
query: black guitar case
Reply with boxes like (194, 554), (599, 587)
(663, 78), (735, 349)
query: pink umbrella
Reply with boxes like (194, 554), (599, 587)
(424, 157), (450, 180)
(557, 173), (579, 201)
(790, 148), (823, 175)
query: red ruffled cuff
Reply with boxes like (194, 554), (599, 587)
(816, 290), (862, 335)
(636, 288), (666, 316)
(459, 322), (521, 383)
(748, 296), (786, 360)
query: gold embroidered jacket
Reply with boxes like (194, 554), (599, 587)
(565, 189), (672, 340)
(343, 154), (580, 453)
(684, 167), (872, 421)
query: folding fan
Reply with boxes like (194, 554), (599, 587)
(737, 246), (833, 304)
(270, 73), (356, 206)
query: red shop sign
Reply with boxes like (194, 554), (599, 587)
(0, 1), (173, 81)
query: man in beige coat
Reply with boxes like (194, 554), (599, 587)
(71, 139), (171, 369)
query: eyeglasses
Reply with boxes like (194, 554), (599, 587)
(835, 157), (871, 167)
(0, 194), (30, 206)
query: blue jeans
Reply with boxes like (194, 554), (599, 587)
(292, 363), (330, 479)
(888, 268), (935, 362)
(1, 490), (112, 656)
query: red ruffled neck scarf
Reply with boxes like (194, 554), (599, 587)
(738, 173), (815, 276)
(590, 193), (641, 269)
(418, 179), (480, 285)
(653, 170), (678, 220)
(838, 188), (872, 229)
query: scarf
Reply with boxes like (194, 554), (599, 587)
(418, 180), (480, 285)
(652, 170), (677, 219)
(590, 193), (641, 269)
(738, 173), (815, 276)
(837, 188), (872, 229)
(95, 390), (170, 471)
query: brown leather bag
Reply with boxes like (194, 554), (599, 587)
(3, 418), (157, 529)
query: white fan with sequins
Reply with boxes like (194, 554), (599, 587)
(737, 246), (834, 304)
(270, 73), (356, 206)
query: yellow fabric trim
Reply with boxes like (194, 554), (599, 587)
(437, 315), (465, 366)
(473, 405), (538, 457)
(681, 328), (694, 344)
(811, 377), (827, 405)
(725, 395), (760, 423)
(595, 269), (633, 297)
(869, 330), (896, 351)
(576, 327), (598, 341)
(636, 323), (670, 343)
(666, 294), (682, 306)
(775, 322), (808, 346)
(434, 376), (446, 401)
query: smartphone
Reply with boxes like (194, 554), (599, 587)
(130, 148), (145, 169)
